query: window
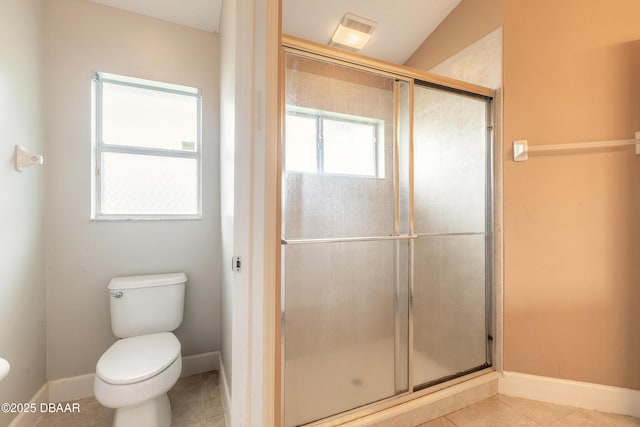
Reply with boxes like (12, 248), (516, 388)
(92, 73), (201, 219)
(285, 107), (383, 177)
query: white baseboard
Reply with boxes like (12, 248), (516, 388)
(8, 383), (48, 427)
(499, 371), (640, 418)
(48, 351), (221, 403)
(181, 351), (220, 378)
(219, 355), (231, 426)
(48, 373), (94, 403)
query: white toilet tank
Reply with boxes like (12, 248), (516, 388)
(108, 272), (187, 338)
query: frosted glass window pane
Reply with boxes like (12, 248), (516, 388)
(101, 153), (197, 215)
(283, 172), (395, 239)
(285, 114), (317, 172)
(323, 119), (376, 176)
(284, 240), (409, 426)
(413, 235), (487, 386)
(413, 85), (487, 234)
(283, 53), (396, 240)
(102, 82), (198, 151)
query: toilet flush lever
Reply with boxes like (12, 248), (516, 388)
(110, 291), (123, 298)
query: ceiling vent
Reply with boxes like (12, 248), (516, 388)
(329, 13), (377, 51)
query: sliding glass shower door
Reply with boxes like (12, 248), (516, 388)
(281, 51), (493, 426)
(282, 53), (411, 427)
(412, 85), (492, 388)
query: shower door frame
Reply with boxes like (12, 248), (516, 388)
(277, 34), (497, 427)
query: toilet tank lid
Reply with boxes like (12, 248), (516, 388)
(108, 272), (187, 290)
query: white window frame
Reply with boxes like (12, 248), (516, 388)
(285, 106), (384, 178)
(91, 72), (202, 220)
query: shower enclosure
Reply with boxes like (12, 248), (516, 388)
(281, 41), (494, 427)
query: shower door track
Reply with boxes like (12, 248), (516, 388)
(281, 35), (494, 99)
(301, 367), (496, 427)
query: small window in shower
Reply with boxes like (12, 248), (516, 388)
(285, 107), (383, 177)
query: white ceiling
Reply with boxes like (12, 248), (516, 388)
(87, 0), (461, 64)
(88, 0), (223, 33)
(282, 0), (462, 64)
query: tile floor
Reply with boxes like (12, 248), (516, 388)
(418, 394), (640, 427)
(34, 371), (226, 427)
(33, 374), (640, 427)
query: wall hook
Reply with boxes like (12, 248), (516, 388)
(15, 145), (44, 171)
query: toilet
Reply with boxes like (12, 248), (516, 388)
(94, 272), (187, 427)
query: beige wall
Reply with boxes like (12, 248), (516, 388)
(405, 0), (503, 71)
(44, 0), (221, 380)
(0, 0), (46, 424)
(503, 0), (640, 389)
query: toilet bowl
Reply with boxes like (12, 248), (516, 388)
(94, 273), (187, 427)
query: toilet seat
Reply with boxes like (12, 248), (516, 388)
(97, 332), (180, 385)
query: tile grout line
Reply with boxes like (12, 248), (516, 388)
(496, 394), (584, 426)
(495, 396), (545, 426)
(548, 407), (581, 426)
(444, 414), (459, 426)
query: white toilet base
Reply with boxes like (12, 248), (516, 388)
(113, 393), (171, 427)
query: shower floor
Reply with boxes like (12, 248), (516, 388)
(284, 337), (453, 426)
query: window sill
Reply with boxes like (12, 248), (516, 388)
(90, 215), (203, 222)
